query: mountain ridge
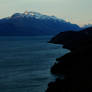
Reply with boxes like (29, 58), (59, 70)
(0, 11), (81, 36)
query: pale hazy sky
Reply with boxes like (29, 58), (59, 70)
(0, 0), (92, 26)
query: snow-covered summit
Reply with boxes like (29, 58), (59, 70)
(10, 11), (65, 22)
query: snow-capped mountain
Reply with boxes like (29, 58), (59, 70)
(0, 11), (80, 36)
(11, 11), (64, 21)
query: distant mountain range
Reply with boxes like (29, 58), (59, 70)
(0, 11), (81, 36)
(83, 24), (92, 29)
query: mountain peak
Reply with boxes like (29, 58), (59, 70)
(10, 11), (64, 21)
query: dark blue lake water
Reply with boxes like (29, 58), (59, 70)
(0, 36), (68, 92)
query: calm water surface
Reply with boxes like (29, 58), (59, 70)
(0, 36), (68, 92)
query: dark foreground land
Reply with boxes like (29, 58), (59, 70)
(46, 27), (92, 92)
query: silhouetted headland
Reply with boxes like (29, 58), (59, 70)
(46, 27), (92, 92)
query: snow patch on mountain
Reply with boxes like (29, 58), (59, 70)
(10, 11), (66, 22)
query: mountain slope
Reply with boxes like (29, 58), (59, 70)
(0, 11), (81, 36)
